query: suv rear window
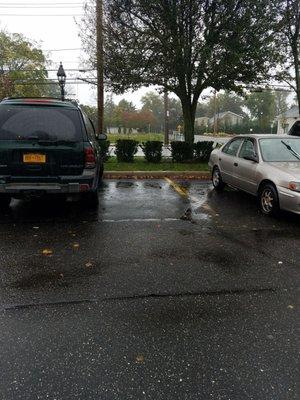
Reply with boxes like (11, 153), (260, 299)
(0, 105), (84, 141)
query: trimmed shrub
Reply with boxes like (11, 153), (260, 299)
(141, 141), (163, 163)
(170, 141), (194, 162)
(98, 140), (111, 162)
(194, 141), (214, 162)
(115, 139), (138, 162)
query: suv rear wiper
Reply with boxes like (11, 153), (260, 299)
(281, 140), (300, 160)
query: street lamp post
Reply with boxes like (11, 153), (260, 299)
(57, 62), (66, 101)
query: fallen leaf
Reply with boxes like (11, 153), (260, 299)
(85, 262), (93, 268)
(287, 305), (294, 309)
(136, 354), (145, 364)
(42, 249), (53, 256)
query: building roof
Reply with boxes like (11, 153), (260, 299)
(277, 105), (300, 119)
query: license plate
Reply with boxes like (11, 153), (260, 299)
(23, 153), (46, 163)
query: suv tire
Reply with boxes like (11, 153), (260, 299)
(0, 195), (11, 209)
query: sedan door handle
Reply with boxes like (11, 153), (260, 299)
(234, 162), (238, 167)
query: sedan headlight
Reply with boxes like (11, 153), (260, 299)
(288, 182), (300, 192)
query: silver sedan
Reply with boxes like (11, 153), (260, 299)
(208, 135), (300, 216)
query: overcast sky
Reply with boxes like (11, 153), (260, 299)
(0, 0), (154, 107)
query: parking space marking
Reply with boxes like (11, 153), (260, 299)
(165, 177), (217, 216)
(102, 218), (179, 223)
(164, 177), (189, 197)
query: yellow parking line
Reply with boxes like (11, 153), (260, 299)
(164, 177), (188, 197)
(165, 177), (217, 216)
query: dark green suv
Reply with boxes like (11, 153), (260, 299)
(0, 98), (106, 207)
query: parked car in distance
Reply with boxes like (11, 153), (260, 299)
(208, 135), (300, 216)
(0, 98), (107, 208)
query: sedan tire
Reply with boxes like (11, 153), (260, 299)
(212, 167), (226, 192)
(258, 183), (280, 216)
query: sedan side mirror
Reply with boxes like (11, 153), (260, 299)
(243, 154), (258, 163)
(97, 133), (108, 141)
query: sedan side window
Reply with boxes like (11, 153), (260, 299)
(239, 139), (255, 158)
(222, 138), (243, 156)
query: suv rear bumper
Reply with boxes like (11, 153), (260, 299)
(0, 169), (98, 195)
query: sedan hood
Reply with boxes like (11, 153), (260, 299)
(268, 162), (300, 180)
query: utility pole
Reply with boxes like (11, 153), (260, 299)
(164, 90), (169, 145)
(213, 89), (218, 135)
(96, 0), (104, 134)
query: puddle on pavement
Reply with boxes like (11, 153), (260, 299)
(116, 181), (138, 189)
(144, 182), (162, 189)
(13, 272), (69, 289)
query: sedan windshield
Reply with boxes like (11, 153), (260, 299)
(259, 138), (300, 162)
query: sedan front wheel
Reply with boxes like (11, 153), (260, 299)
(212, 167), (225, 192)
(259, 183), (279, 216)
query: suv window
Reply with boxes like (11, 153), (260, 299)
(222, 138), (243, 156)
(239, 139), (256, 158)
(83, 113), (96, 140)
(0, 105), (84, 141)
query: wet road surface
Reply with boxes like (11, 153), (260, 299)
(0, 180), (299, 399)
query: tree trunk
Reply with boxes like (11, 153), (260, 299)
(181, 100), (196, 144)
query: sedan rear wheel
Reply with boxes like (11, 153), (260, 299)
(212, 167), (225, 192)
(259, 184), (279, 216)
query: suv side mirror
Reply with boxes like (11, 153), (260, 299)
(97, 133), (107, 141)
(243, 153), (258, 163)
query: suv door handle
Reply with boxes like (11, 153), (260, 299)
(234, 162), (238, 167)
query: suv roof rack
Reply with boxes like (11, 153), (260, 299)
(1, 97), (79, 108)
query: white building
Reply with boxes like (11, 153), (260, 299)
(208, 111), (244, 126)
(276, 106), (300, 135)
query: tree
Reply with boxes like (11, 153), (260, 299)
(81, 0), (279, 143)
(0, 30), (58, 99)
(200, 91), (245, 118)
(141, 91), (182, 131)
(275, 0), (300, 113)
(245, 91), (276, 131)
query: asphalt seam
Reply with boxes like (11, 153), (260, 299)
(2, 286), (290, 311)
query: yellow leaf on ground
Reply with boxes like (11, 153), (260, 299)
(42, 249), (53, 256)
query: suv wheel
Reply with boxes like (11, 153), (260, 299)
(212, 167), (225, 192)
(0, 195), (11, 209)
(259, 183), (279, 216)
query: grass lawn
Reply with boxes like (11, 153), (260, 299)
(107, 133), (164, 143)
(105, 157), (209, 171)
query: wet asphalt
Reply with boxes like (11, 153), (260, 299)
(0, 179), (299, 400)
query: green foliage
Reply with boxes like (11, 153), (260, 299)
(194, 142), (214, 162)
(81, 0), (280, 143)
(0, 30), (58, 99)
(115, 139), (139, 162)
(141, 141), (163, 163)
(170, 142), (194, 163)
(98, 140), (111, 161)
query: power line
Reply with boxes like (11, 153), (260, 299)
(0, 2), (84, 4)
(0, 13), (83, 16)
(45, 48), (82, 52)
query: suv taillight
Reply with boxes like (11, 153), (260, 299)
(85, 145), (96, 169)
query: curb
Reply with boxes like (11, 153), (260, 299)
(103, 171), (211, 180)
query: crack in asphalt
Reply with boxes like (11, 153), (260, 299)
(1, 286), (291, 312)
